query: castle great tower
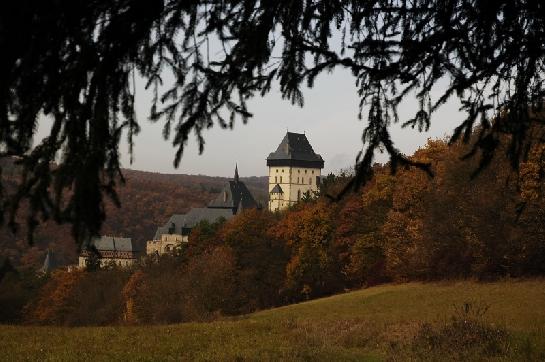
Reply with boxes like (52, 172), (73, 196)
(266, 132), (324, 211)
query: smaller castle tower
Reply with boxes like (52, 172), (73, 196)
(266, 132), (324, 211)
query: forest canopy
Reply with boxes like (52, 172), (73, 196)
(1, 0), (545, 242)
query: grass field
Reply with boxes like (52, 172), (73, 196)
(1, 280), (545, 361)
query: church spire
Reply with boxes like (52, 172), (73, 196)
(234, 163), (239, 182)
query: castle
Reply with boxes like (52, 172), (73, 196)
(78, 132), (324, 264)
(146, 165), (259, 256)
(267, 132), (324, 211)
(79, 236), (140, 268)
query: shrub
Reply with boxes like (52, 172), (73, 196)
(410, 302), (511, 360)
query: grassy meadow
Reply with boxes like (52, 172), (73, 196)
(1, 279), (545, 361)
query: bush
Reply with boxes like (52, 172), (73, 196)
(124, 246), (238, 324)
(410, 302), (511, 360)
(25, 269), (130, 326)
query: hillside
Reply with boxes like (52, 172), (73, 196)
(1, 280), (544, 361)
(0, 166), (268, 269)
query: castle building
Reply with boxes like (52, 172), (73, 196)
(267, 132), (324, 211)
(147, 165), (259, 256)
(79, 236), (142, 268)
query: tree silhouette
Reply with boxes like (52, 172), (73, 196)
(2, 1), (545, 242)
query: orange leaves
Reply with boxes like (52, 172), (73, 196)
(519, 144), (545, 202)
(24, 270), (84, 324)
(275, 201), (340, 299)
(274, 200), (335, 247)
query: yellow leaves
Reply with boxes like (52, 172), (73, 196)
(519, 144), (545, 201)
(363, 172), (395, 207)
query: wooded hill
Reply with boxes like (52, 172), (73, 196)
(0, 165), (268, 269)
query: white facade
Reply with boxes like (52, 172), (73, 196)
(268, 166), (321, 211)
(146, 233), (187, 256)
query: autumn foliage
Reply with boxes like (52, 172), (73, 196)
(12, 133), (545, 326)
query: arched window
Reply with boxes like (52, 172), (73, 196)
(275, 176), (277, 183)
(297, 190), (301, 201)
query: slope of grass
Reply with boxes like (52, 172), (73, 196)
(2, 280), (545, 361)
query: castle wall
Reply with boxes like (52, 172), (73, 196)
(78, 255), (138, 269)
(146, 233), (187, 255)
(268, 166), (321, 211)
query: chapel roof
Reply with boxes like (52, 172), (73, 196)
(153, 165), (258, 240)
(207, 166), (259, 212)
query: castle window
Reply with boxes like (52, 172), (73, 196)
(312, 170), (314, 174)
(282, 169), (284, 173)
(280, 176), (282, 183)
(309, 177), (312, 185)
(276, 169), (278, 173)
(305, 169), (307, 174)
(297, 177), (299, 183)
(297, 190), (301, 201)
(298, 169), (300, 173)
(275, 176), (277, 183)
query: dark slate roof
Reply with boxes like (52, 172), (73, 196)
(153, 166), (257, 240)
(153, 214), (186, 240)
(267, 132), (324, 167)
(270, 184), (283, 194)
(208, 180), (259, 212)
(185, 208), (233, 227)
(88, 236), (140, 252)
(153, 208), (233, 240)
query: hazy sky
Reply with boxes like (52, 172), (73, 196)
(109, 67), (463, 177)
(36, 66), (464, 178)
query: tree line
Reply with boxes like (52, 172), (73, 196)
(2, 132), (545, 325)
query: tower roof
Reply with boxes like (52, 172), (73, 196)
(267, 132), (324, 168)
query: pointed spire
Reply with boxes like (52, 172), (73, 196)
(41, 249), (54, 274)
(234, 163), (239, 182)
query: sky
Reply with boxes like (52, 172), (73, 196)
(35, 67), (463, 178)
(35, 50), (464, 178)
(107, 68), (463, 178)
